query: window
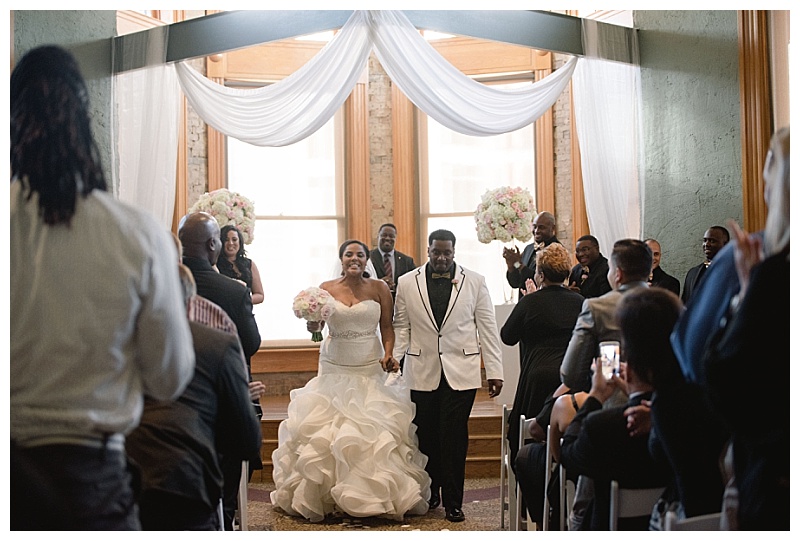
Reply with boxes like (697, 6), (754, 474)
(227, 113), (344, 344)
(419, 81), (537, 305)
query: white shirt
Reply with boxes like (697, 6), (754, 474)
(10, 180), (195, 447)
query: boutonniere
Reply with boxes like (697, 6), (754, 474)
(451, 278), (460, 287)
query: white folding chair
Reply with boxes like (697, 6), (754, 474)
(499, 404), (518, 530)
(609, 479), (664, 530)
(541, 425), (555, 530)
(516, 414), (536, 530)
(558, 461), (575, 530)
(235, 460), (249, 531)
(665, 511), (722, 531)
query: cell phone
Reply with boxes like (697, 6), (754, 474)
(598, 341), (620, 380)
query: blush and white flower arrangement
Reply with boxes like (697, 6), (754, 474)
(474, 186), (536, 244)
(188, 188), (256, 244)
(292, 287), (336, 342)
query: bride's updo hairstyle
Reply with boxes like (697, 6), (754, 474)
(338, 239), (370, 278)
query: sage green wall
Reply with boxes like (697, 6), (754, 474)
(13, 11), (117, 193)
(635, 10), (742, 285)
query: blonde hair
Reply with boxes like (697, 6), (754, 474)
(536, 243), (572, 283)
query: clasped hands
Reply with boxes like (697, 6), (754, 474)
(380, 355), (400, 373)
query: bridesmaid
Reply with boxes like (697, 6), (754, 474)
(218, 224), (264, 304)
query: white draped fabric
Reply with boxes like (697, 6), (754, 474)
(174, 10), (577, 145)
(572, 20), (642, 254)
(115, 9), (642, 246)
(116, 64), (180, 228)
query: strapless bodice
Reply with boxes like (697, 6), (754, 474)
(319, 299), (382, 371)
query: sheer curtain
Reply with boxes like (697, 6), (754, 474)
(116, 38), (181, 228)
(572, 20), (642, 255)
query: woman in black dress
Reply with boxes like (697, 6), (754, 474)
(501, 243), (584, 461)
(218, 225), (264, 304)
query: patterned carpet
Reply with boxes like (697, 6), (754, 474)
(243, 477), (505, 531)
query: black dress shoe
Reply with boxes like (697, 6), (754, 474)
(428, 493), (441, 510)
(446, 508), (465, 522)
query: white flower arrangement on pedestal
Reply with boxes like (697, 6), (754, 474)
(474, 186), (536, 244)
(188, 188), (256, 244)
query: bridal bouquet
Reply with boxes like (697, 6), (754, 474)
(188, 188), (256, 244)
(474, 186), (536, 244)
(292, 287), (336, 342)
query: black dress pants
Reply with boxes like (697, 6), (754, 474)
(411, 376), (476, 511)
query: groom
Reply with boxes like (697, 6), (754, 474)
(393, 229), (504, 523)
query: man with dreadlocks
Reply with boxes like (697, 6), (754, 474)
(10, 45), (195, 530)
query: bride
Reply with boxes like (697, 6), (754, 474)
(271, 240), (431, 522)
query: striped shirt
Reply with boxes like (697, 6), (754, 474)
(187, 295), (248, 372)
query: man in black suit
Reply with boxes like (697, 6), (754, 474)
(566, 235), (612, 299)
(644, 238), (680, 296)
(681, 225), (730, 304)
(180, 212), (261, 365)
(369, 223), (416, 297)
(179, 211), (262, 530)
(559, 352), (670, 530)
(126, 265), (261, 530)
(503, 211), (560, 298)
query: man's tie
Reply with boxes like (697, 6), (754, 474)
(383, 252), (393, 282)
(431, 273), (450, 280)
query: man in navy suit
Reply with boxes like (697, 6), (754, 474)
(560, 347), (670, 530)
(369, 223), (416, 298)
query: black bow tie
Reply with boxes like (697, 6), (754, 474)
(431, 273), (451, 280)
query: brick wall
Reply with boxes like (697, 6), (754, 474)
(368, 54), (394, 247)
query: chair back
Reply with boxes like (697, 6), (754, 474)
(665, 511), (722, 531)
(558, 462), (575, 530)
(500, 405), (518, 530)
(609, 479), (664, 530)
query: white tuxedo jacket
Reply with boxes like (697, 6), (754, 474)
(393, 264), (504, 391)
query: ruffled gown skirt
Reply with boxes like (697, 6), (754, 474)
(271, 300), (431, 522)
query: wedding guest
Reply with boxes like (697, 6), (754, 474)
(503, 211), (560, 298)
(271, 240), (431, 522)
(218, 224), (264, 305)
(369, 223), (416, 297)
(560, 239), (652, 394)
(126, 265), (261, 530)
(703, 127), (789, 530)
(394, 229), (504, 523)
(179, 211), (262, 530)
(527, 238), (652, 525)
(619, 288), (726, 529)
(644, 238), (680, 296)
(10, 45), (194, 530)
(566, 235), (612, 298)
(559, 319), (671, 530)
(500, 243), (584, 464)
(681, 225), (730, 304)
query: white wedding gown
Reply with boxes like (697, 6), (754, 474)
(270, 299), (431, 522)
